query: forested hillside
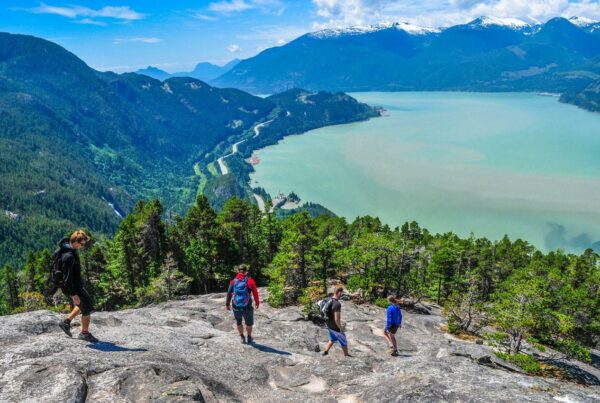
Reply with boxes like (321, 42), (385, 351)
(2, 195), (598, 371)
(0, 33), (377, 267)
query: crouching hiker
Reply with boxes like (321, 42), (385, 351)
(54, 230), (98, 343)
(226, 264), (259, 344)
(322, 286), (350, 357)
(384, 295), (402, 356)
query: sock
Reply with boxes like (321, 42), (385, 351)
(81, 330), (89, 334)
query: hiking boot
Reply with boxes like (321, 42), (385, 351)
(59, 320), (72, 337)
(78, 332), (99, 343)
(391, 350), (399, 357)
(386, 347), (394, 354)
(240, 335), (246, 344)
(247, 336), (254, 344)
(322, 350), (328, 356)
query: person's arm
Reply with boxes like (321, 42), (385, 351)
(62, 254), (76, 296)
(334, 310), (342, 332)
(225, 282), (233, 310)
(386, 306), (392, 331)
(249, 278), (259, 308)
(398, 307), (402, 328)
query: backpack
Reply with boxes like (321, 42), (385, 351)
(317, 297), (334, 319)
(49, 248), (70, 288)
(232, 276), (251, 309)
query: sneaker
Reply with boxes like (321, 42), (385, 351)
(240, 335), (246, 344)
(247, 336), (254, 344)
(386, 347), (394, 354)
(59, 320), (72, 337)
(322, 350), (328, 356)
(78, 332), (99, 343)
(391, 350), (399, 357)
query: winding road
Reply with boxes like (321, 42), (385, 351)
(217, 118), (275, 176)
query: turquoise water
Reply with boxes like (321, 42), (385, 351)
(250, 92), (600, 252)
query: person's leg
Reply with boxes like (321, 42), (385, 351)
(67, 306), (80, 321)
(383, 331), (393, 348)
(338, 332), (350, 356)
(81, 315), (90, 332)
(244, 309), (254, 339)
(391, 334), (397, 350)
(323, 340), (333, 354)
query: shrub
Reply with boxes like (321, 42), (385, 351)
(374, 297), (388, 309)
(495, 352), (542, 375)
(267, 283), (285, 308)
(553, 339), (591, 363)
(447, 315), (462, 334)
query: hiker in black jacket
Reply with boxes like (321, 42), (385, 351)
(56, 230), (98, 342)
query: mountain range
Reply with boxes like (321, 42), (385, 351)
(213, 16), (600, 110)
(136, 59), (239, 82)
(0, 33), (375, 267)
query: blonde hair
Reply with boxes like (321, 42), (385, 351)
(70, 229), (90, 245)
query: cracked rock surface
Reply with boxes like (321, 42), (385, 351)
(1, 289), (599, 402)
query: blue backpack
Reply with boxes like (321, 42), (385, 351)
(232, 276), (251, 309)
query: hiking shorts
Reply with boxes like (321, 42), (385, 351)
(327, 329), (348, 347)
(386, 325), (400, 335)
(63, 287), (94, 316)
(233, 308), (254, 326)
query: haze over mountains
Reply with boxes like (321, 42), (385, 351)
(135, 59), (240, 82)
(213, 16), (600, 108)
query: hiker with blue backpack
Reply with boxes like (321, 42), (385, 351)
(384, 295), (402, 356)
(226, 264), (260, 344)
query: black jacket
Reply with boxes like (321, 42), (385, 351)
(58, 237), (83, 296)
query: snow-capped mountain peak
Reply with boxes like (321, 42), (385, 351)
(468, 16), (530, 29)
(568, 16), (598, 27)
(308, 21), (439, 39)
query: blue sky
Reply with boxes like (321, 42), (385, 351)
(2, 1), (600, 73)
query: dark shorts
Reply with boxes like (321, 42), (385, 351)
(386, 325), (400, 335)
(62, 287), (94, 316)
(233, 308), (254, 326)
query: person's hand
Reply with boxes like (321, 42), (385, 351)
(255, 303), (259, 310)
(226, 305), (231, 311)
(71, 295), (80, 306)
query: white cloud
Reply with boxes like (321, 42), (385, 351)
(113, 37), (162, 44)
(209, 0), (254, 13)
(228, 44), (241, 52)
(311, 0), (600, 29)
(207, 0), (284, 15)
(74, 18), (107, 26)
(29, 3), (145, 22)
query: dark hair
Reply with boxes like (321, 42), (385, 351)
(334, 286), (344, 295)
(237, 264), (248, 272)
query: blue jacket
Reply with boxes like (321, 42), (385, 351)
(386, 304), (402, 331)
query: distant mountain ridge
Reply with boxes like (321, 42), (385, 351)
(213, 16), (600, 103)
(136, 59), (239, 82)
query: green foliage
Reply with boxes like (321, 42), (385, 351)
(553, 339), (592, 363)
(374, 297), (389, 309)
(495, 352), (543, 375)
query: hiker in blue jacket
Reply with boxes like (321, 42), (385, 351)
(384, 295), (402, 356)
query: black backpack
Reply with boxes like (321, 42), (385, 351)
(49, 248), (70, 288)
(317, 297), (334, 319)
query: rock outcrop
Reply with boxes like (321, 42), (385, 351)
(1, 290), (599, 402)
